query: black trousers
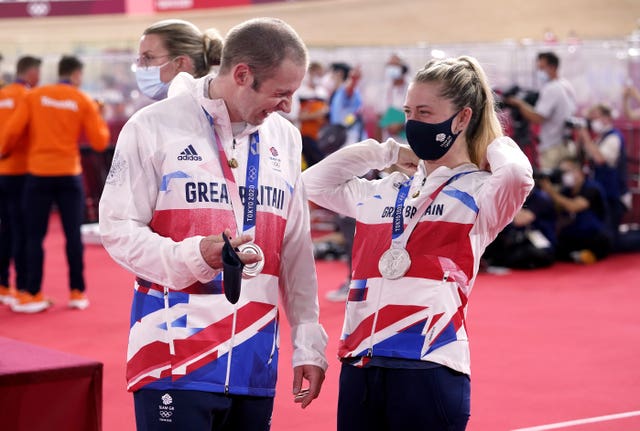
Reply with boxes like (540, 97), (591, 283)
(23, 174), (86, 294)
(134, 389), (274, 431)
(338, 363), (471, 431)
(0, 174), (27, 289)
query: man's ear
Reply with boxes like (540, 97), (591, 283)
(71, 69), (83, 87)
(232, 63), (252, 87)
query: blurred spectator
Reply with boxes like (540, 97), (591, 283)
(296, 61), (330, 167)
(0, 55), (110, 312)
(539, 158), (612, 264)
(507, 52), (576, 170)
(378, 54), (409, 143)
(315, 62), (366, 301)
(483, 184), (557, 270)
(0, 55), (41, 305)
(315, 62), (351, 156)
(576, 104), (630, 246)
(135, 19), (223, 100)
(623, 84), (640, 120)
(322, 62), (350, 101)
(329, 64), (367, 146)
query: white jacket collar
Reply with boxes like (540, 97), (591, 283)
(170, 72), (262, 138)
(421, 161), (478, 181)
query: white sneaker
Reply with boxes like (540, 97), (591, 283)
(11, 291), (52, 313)
(0, 285), (16, 306)
(325, 282), (350, 302)
(68, 289), (90, 310)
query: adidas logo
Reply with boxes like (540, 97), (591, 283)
(178, 145), (202, 161)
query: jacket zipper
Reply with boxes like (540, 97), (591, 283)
(367, 279), (386, 357)
(164, 287), (175, 355)
(224, 305), (238, 395)
(224, 137), (238, 394)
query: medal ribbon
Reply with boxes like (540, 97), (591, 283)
(202, 107), (260, 238)
(390, 171), (475, 250)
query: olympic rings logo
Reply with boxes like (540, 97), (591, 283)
(248, 166), (258, 182)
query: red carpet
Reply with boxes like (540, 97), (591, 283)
(1, 214), (640, 431)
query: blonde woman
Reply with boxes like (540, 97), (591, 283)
(303, 56), (534, 430)
(135, 19), (223, 100)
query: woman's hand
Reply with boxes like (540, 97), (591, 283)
(395, 144), (420, 176)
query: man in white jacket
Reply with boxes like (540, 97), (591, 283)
(99, 17), (327, 431)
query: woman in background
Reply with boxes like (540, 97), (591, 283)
(135, 19), (223, 100)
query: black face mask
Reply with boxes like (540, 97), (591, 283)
(405, 111), (461, 161)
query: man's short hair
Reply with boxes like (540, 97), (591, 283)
(58, 55), (83, 77)
(537, 52), (560, 69)
(16, 56), (42, 75)
(219, 18), (307, 90)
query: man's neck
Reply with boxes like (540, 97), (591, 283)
(208, 76), (241, 122)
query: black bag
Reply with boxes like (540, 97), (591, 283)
(222, 233), (244, 304)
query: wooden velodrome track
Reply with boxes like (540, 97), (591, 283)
(0, 0), (639, 55)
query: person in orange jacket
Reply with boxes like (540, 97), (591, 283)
(0, 55), (42, 305)
(0, 55), (110, 313)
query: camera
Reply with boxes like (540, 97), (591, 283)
(494, 85), (539, 147)
(564, 116), (589, 130)
(533, 168), (562, 184)
(495, 85), (539, 109)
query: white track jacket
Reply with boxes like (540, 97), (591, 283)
(99, 74), (328, 395)
(302, 137), (533, 375)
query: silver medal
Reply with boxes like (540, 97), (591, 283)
(378, 248), (411, 280)
(239, 242), (265, 278)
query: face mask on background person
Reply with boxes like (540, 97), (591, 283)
(135, 61), (171, 100)
(405, 111), (462, 161)
(590, 119), (607, 134)
(385, 65), (403, 81)
(561, 171), (576, 188)
(537, 70), (550, 85)
(311, 75), (323, 87)
(320, 72), (338, 94)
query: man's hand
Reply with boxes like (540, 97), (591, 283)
(512, 208), (536, 227)
(504, 96), (521, 108)
(292, 364), (325, 409)
(199, 228), (262, 271)
(538, 177), (555, 195)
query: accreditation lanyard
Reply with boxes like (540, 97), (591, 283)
(202, 107), (260, 238)
(390, 171), (475, 250)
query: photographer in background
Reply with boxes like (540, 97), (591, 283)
(507, 52), (576, 170)
(496, 85), (539, 152)
(482, 183), (557, 270)
(575, 104), (631, 249)
(539, 157), (612, 264)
